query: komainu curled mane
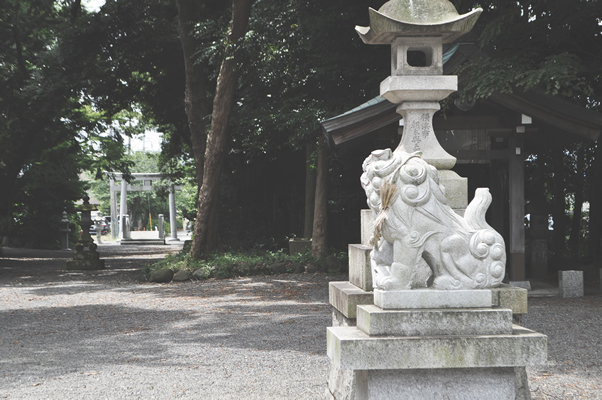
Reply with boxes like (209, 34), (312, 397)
(361, 149), (506, 291)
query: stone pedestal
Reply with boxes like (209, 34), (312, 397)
(327, 293), (547, 400)
(326, 209), (538, 400)
(559, 270), (584, 298)
(66, 242), (105, 270)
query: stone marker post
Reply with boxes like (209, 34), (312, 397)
(325, 1), (547, 399)
(168, 184), (179, 241)
(60, 211), (71, 251)
(94, 220), (103, 244)
(158, 214), (165, 239)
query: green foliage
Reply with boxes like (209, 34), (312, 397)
(453, 0), (602, 107)
(149, 246), (348, 281)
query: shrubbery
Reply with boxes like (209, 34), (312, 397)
(144, 243), (348, 282)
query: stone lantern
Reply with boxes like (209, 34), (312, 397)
(66, 196), (105, 270)
(325, 2), (548, 399)
(356, 0), (482, 212)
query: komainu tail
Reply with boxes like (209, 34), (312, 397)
(465, 188), (493, 231)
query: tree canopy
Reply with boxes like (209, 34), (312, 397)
(2, 0), (601, 259)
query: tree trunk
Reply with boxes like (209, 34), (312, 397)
(303, 143), (317, 238)
(312, 139), (329, 257)
(190, 0), (253, 259)
(175, 0), (211, 190)
(568, 145), (585, 255)
(551, 145), (566, 255)
(588, 141), (602, 260)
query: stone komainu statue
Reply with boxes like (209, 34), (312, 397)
(361, 149), (506, 291)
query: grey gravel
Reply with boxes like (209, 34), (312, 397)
(1, 245), (601, 399)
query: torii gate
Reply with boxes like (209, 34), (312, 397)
(109, 173), (182, 241)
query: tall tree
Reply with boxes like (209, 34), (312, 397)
(0, 0), (131, 247)
(187, 0), (254, 258)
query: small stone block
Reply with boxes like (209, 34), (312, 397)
(356, 305), (513, 337)
(509, 281), (531, 291)
(288, 238), (311, 255)
(491, 284), (528, 315)
(559, 270), (584, 298)
(327, 325), (548, 370)
(361, 210), (375, 246)
(374, 289), (492, 309)
(329, 281), (374, 319)
(348, 244), (373, 291)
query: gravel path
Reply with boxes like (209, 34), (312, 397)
(1, 245), (601, 399)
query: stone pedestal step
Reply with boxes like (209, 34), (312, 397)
(327, 325), (547, 371)
(355, 367), (527, 400)
(329, 282), (374, 319)
(374, 288), (492, 309)
(357, 305), (513, 337)
(330, 282), (528, 320)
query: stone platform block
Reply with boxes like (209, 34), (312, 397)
(355, 367), (519, 400)
(491, 284), (528, 315)
(327, 325), (547, 371)
(329, 281), (374, 319)
(288, 238), (311, 255)
(374, 288), (492, 309)
(349, 244), (373, 291)
(356, 305), (512, 337)
(559, 270), (584, 298)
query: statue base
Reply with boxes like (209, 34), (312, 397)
(326, 301), (546, 400)
(325, 218), (544, 399)
(66, 242), (105, 270)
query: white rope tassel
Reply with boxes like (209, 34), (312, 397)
(370, 179), (398, 247)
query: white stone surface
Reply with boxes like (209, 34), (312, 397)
(329, 281), (374, 319)
(374, 288), (492, 309)
(390, 36), (443, 76)
(356, 368), (516, 400)
(396, 102), (457, 170)
(380, 75), (457, 103)
(438, 170), (467, 210)
(361, 209), (375, 246)
(491, 285), (528, 315)
(361, 151), (506, 291)
(559, 270), (584, 298)
(327, 325), (548, 370)
(349, 244), (373, 291)
(356, 305), (512, 336)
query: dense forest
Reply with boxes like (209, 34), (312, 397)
(1, 0), (601, 270)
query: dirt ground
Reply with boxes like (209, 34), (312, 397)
(1, 244), (601, 399)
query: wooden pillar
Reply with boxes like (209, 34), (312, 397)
(312, 139), (329, 257)
(508, 133), (526, 280)
(304, 143), (317, 238)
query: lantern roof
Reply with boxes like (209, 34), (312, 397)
(356, 0), (482, 44)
